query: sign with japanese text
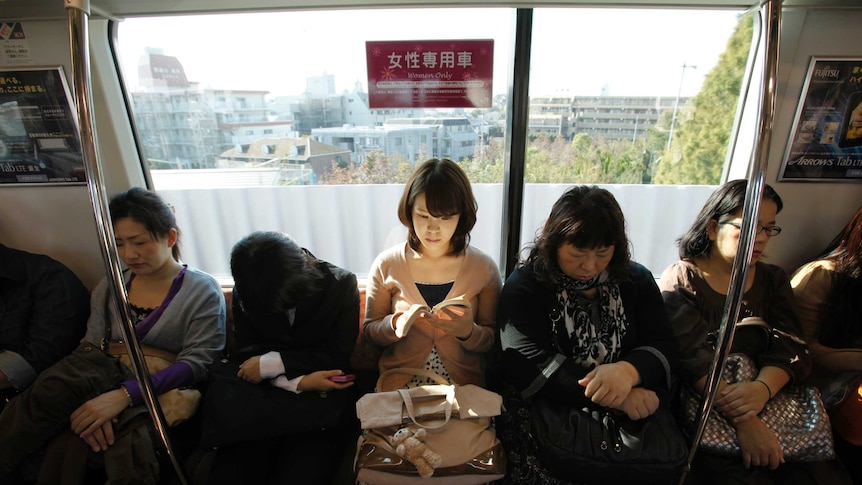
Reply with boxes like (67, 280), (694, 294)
(0, 67), (85, 185)
(366, 39), (493, 109)
(780, 58), (862, 182)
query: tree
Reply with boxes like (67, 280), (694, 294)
(322, 150), (413, 184)
(654, 14), (754, 185)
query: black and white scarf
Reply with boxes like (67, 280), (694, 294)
(550, 270), (628, 367)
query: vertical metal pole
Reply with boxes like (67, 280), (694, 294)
(63, 1), (189, 483)
(500, 8), (532, 278)
(679, 1), (782, 483)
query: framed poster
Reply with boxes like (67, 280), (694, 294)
(0, 66), (85, 185)
(366, 39), (493, 109)
(779, 57), (862, 182)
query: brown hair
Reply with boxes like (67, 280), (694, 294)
(397, 158), (477, 255)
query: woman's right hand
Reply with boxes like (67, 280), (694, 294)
(70, 389), (129, 451)
(296, 369), (355, 392)
(735, 416), (784, 470)
(578, 361), (639, 408)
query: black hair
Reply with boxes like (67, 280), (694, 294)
(229, 231), (322, 316)
(109, 187), (181, 261)
(522, 185), (632, 286)
(677, 179), (783, 260)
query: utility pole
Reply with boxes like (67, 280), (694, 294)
(666, 62), (697, 152)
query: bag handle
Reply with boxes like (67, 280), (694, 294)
(375, 367), (450, 391)
(397, 386), (455, 430)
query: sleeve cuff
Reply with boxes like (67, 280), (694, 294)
(259, 351), (285, 379)
(523, 354), (566, 399)
(271, 374), (304, 394)
(0, 350), (37, 390)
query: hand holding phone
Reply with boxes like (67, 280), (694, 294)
(329, 374), (356, 383)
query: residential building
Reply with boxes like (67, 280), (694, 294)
(218, 137), (351, 184)
(570, 95), (687, 142)
(311, 117), (478, 163)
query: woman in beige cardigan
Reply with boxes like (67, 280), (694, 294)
(363, 158), (501, 390)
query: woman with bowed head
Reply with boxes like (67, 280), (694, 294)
(363, 157), (501, 390)
(0, 187), (226, 484)
(791, 206), (862, 481)
(495, 185), (680, 484)
(204, 231), (359, 484)
(659, 179), (850, 484)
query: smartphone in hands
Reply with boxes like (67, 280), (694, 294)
(329, 374), (356, 383)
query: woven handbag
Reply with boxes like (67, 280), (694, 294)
(681, 353), (835, 461)
(354, 368), (506, 484)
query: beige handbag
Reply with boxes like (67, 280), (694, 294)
(107, 342), (202, 427)
(354, 368), (506, 484)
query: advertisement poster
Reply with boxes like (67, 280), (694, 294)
(366, 39), (493, 109)
(780, 58), (862, 182)
(0, 22), (33, 65)
(0, 67), (85, 185)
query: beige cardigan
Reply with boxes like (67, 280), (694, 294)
(364, 243), (502, 390)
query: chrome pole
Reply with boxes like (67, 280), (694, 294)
(64, 1), (188, 483)
(679, 0), (781, 483)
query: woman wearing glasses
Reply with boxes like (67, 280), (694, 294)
(658, 180), (849, 484)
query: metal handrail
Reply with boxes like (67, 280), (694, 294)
(64, 1), (188, 483)
(679, 0), (782, 483)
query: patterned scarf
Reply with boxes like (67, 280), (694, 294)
(550, 270), (628, 367)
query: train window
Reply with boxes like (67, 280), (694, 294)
(114, 8), (514, 280)
(114, 7), (752, 280)
(520, 8), (751, 276)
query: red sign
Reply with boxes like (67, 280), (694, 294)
(366, 39), (494, 109)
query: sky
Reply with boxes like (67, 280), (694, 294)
(115, 7), (743, 99)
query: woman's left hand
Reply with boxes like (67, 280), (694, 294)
(70, 389), (129, 451)
(238, 355), (263, 383)
(613, 387), (659, 420)
(715, 381), (769, 420)
(579, 361), (639, 408)
(429, 306), (474, 340)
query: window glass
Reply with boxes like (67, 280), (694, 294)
(521, 8), (750, 276)
(115, 9), (514, 279)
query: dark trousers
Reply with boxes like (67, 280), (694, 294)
(684, 450), (854, 485)
(206, 427), (354, 485)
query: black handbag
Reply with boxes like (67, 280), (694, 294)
(530, 396), (688, 484)
(199, 359), (353, 448)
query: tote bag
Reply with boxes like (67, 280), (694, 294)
(354, 368), (506, 484)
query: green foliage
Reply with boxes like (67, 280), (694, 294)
(654, 14), (753, 185)
(322, 150), (413, 184)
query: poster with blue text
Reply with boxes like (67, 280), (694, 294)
(780, 58), (862, 182)
(0, 67), (85, 185)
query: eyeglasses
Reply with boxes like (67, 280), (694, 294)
(719, 221), (782, 237)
